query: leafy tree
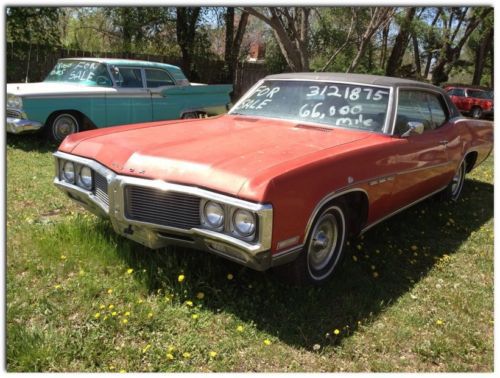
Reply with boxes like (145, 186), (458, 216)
(6, 7), (62, 45)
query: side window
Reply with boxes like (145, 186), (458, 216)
(145, 69), (175, 88)
(456, 88), (466, 97)
(427, 94), (448, 129)
(395, 90), (433, 134)
(111, 67), (144, 88)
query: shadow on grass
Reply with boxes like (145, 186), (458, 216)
(6, 133), (59, 153)
(99, 178), (492, 350)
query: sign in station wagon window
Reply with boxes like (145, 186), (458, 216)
(145, 69), (175, 88)
(231, 80), (390, 132)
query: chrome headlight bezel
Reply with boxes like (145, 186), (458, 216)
(77, 165), (93, 190)
(202, 201), (225, 231)
(62, 161), (75, 183)
(232, 208), (257, 238)
(7, 94), (23, 109)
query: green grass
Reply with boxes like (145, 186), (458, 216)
(6, 133), (494, 372)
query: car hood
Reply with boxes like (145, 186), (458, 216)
(7, 82), (112, 96)
(60, 115), (373, 200)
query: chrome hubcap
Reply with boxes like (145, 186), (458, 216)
(54, 115), (77, 140)
(309, 214), (338, 271)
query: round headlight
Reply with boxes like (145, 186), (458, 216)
(7, 94), (22, 109)
(204, 201), (225, 228)
(78, 166), (93, 189)
(62, 161), (75, 183)
(233, 209), (256, 237)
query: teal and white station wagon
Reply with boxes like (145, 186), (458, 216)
(6, 58), (233, 142)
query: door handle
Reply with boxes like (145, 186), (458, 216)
(439, 140), (448, 145)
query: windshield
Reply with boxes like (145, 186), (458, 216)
(230, 80), (390, 132)
(44, 60), (113, 87)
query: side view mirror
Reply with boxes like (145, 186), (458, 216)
(401, 121), (424, 137)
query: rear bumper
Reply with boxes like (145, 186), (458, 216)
(6, 117), (43, 134)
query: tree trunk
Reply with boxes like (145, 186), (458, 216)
(412, 35), (421, 79)
(379, 22), (390, 68)
(472, 26), (493, 85)
(224, 9), (249, 84)
(385, 7), (416, 77)
(176, 7), (200, 78)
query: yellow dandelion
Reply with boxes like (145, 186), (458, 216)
(191, 314), (199, 320)
(166, 353), (174, 360)
(124, 311), (131, 316)
(333, 329), (340, 335)
(111, 311), (117, 316)
(109, 366), (115, 370)
(122, 318), (128, 324)
(167, 346), (176, 353)
(126, 268), (134, 274)
(60, 255), (67, 260)
(94, 312), (101, 319)
(137, 299), (144, 304)
(142, 344), (151, 353)
(107, 289), (113, 294)
(196, 292), (205, 300)
(227, 273), (234, 280)
(108, 304), (114, 309)
(54, 284), (61, 289)
(178, 274), (185, 283)
(209, 351), (217, 358)
(79, 270), (85, 276)
(436, 319), (444, 325)
(119, 369), (126, 373)
(99, 304), (105, 310)
(185, 300), (194, 307)
(263, 339), (272, 346)
(182, 352), (191, 359)
(148, 312), (153, 318)
(236, 325), (244, 332)
(104, 316), (109, 320)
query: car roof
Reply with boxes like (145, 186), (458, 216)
(58, 57), (180, 71)
(265, 72), (440, 90)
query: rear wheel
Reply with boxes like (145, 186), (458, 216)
(46, 112), (81, 143)
(276, 200), (348, 285)
(471, 106), (483, 119)
(441, 161), (466, 202)
(181, 112), (200, 119)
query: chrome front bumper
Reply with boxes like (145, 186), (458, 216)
(6, 117), (43, 134)
(53, 151), (279, 271)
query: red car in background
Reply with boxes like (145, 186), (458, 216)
(445, 85), (494, 119)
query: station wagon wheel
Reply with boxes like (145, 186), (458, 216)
(48, 113), (80, 143)
(276, 200), (348, 285)
(182, 112), (199, 119)
(441, 161), (466, 202)
(471, 107), (483, 119)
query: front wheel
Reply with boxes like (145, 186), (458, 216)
(276, 200), (348, 285)
(47, 113), (81, 143)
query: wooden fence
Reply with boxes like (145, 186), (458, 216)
(6, 41), (268, 100)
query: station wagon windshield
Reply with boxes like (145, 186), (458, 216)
(45, 60), (112, 87)
(231, 80), (390, 132)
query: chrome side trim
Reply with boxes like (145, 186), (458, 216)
(304, 188), (369, 243)
(271, 245), (303, 267)
(360, 185), (447, 234)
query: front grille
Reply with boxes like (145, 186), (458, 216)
(93, 172), (109, 208)
(7, 109), (21, 118)
(125, 186), (201, 229)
